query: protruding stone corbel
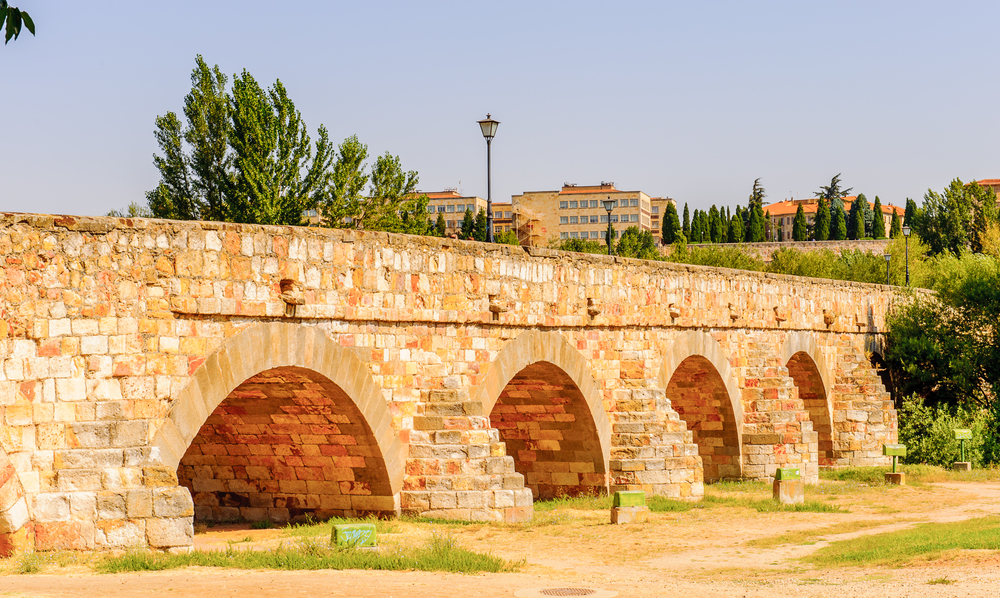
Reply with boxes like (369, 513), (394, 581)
(728, 303), (740, 322)
(854, 313), (866, 332)
(279, 279), (305, 317)
(587, 298), (601, 319)
(773, 306), (788, 325)
(823, 309), (836, 328)
(488, 294), (508, 321)
(668, 303), (681, 322)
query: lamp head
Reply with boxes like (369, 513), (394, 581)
(477, 114), (499, 140)
(602, 198), (615, 213)
(902, 225), (911, 237)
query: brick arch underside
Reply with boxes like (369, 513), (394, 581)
(178, 366), (394, 524)
(786, 352), (835, 466)
(490, 362), (607, 499)
(665, 356), (741, 483)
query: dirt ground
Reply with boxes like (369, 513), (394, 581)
(4, 481), (1000, 598)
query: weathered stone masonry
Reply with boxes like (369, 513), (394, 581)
(0, 213), (902, 553)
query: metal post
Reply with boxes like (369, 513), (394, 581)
(892, 454), (898, 474)
(905, 234), (910, 286)
(486, 138), (493, 243)
(885, 255), (890, 285)
(961, 439), (967, 463)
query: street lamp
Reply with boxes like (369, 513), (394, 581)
(477, 114), (500, 243)
(883, 252), (891, 285)
(902, 225), (911, 286)
(602, 197), (616, 255)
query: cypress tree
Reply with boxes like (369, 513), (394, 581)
(460, 208), (475, 238)
(747, 204), (765, 242)
(904, 198), (918, 227)
(436, 212), (447, 236)
(473, 208), (488, 241)
(709, 205), (723, 243)
(682, 203), (691, 240)
(792, 203), (808, 241)
(889, 210), (902, 238)
(814, 197), (830, 240)
(728, 212), (744, 243)
(830, 204), (847, 240)
(661, 203), (682, 244)
(848, 194), (866, 240)
(871, 196), (885, 239)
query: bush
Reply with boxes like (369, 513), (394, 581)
(896, 394), (992, 467)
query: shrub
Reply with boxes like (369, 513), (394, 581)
(896, 394), (991, 467)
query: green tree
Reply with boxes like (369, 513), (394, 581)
(473, 208), (488, 242)
(321, 135), (367, 227)
(460, 208), (475, 238)
(435, 212), (447, 237)
(557, 237), (606, 254)
(871, 196), (886, 239)
(660, 203), (682, 244)
(709, 205), (725, 243)
(748, 178), (766, 209)
(817, 173), (853, 204)
(848, 194), (867, 240)
(616, 227), (659, 260)
(746, 204), (765, 242)
(366, 152), (424, 234)
(792, 203), (808, 241)
(728, 212), (744, 243)
(495, 230), (519, 245)
(814, 197), (830, 240)
(107, 202), (153, 218)
(147, 56), (232, 221)
(830, 203), (847, 240)
(682, 203), (691, 240)
(1, 2), (34, 44)
(227, 71), (332, 225)
(904, 198), (919, 227)
(916, 178), (979, 256)
(889, 210), (902, 238)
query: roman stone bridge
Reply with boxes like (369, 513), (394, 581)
(0, 213), (899, 554)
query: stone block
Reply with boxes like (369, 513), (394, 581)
(953, 462), (972, 472)
(146, 517), (193, 549)
(153, 487), (195, 517)
(127, 489), (153, 518)
(773, 479), (804, 505)
(96, 519), (145, 548)
(884, 472), (905, 485)
(97, 492), (127, 520)
(611, 505), (650, 524)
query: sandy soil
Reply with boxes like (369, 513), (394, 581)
(3, 482), (1000, 598)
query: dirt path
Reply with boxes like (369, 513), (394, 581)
(3, 482), (1000, 598)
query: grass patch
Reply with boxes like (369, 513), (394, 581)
(97, 533), (520, 575)
(647, 496), (700, 512)
(283, 515), (398, 539)
(820, 464), (1000, 485)
(703, 494), (847, 513)
(748, 520), (889, 548)
(927, 577), (955, 585)
(251, 519), (272, 529)
(533, 495), (610, 512)
(803, 515), (1000, 567)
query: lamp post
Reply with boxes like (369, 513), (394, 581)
(602, 197), (616, 255)
(477, 114), (500, 243)
(902, 225), (911, 286)
(884, 252), (891, 285)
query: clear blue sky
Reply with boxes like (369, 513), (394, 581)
(2, 1), (999, 216)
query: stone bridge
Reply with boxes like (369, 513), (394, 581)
(0, 213), (899, 554)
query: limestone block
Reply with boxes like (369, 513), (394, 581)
(0, 497), (30, 533)
(153, 487), (195, 518)
(97, 492), (127, 520)
(611, 505), (650, 524)
(57, 470), (102, 492)
(127, 490), (153, 518)
(96, 519), (145, 548)
(146, 517), (194, 549)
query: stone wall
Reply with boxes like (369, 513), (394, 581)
(0, 213), (906, 553)
(662, 239), (893, 262)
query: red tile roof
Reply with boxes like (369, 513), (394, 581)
(764, 197), (903, 218)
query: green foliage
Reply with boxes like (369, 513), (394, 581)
(435, 212), (446, 237)
(616, 227), (659, 260)
(814, 197), (830, 240)
(459, 209), (474, 238)
(667, 241), (765, 271)
(915, 178), (998, 256)
(494, 230), (519, 245)
(708, 205), (725, 243)
(746, 204), (765, 242)
(727, 212), (744, 243)
(748, 177), (766, 208)
(107, 202), (153, 218)
(661, 202), (682, 244)
(889, 210), (902, 238)
(886, 252), (1000, 412)
(817, 173), (853, 204)
(554, 237), (606, 255)
(96, 533), (519, 575)
(473, 209), (488, 242)
(792, 203), (808, 241)
(896, 395), (992, 467)
(848, 194), (867, 240)
(829, 204), (847, 240)
(681, 203), (690, 240)
(871, 196), (886, 239)
(1, 2), (34, 44)
(904, 197), (919, 227)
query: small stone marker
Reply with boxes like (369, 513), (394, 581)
(611, 491), (649, 524)
(331, 523), (377, 548)
(772, 467), (804, 505)
(883, 444), (906, 485)
(953, 429), (972, 471)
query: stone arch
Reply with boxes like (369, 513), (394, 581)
(473, 331), (611, 498)
(150, 322), (405, 503)
(659, 331), (743, 482)
(778, 332), (836, 465)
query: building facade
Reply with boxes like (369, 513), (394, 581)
(511, 183), (675, 247)
(422, 190), (513, 237)
(765, 197), (905, 241)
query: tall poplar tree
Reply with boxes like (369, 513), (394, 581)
(792, 203), (808, 241)
(682, 203), (691, 240)
(889, 210), (902, 238)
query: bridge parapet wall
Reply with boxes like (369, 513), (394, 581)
(0, 213), (905, 552)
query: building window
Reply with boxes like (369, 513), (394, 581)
(467, 204), (475, 212)
(570, 232), (579, 238)
(495, 226), (502, 233)
(559, 201), (568, 209)
(590, 200), (599, 208)
(569, 216), (578, 224)
(560, 216), (568, 224)
(504, 212), (511, 218)
(600, 215), (608, 223)
(610, 215), (619, 223)
(427, 206), (435, 214)
(456, 204), (465, 212)
(630, 214), (639, 223)
(437, 206), (446, 213)
(590, 215), (598, 223)
(569, 201), (578, 209)
(561, 232), (568, 239)
(652, 206), (659, 214)
(446, 204), (455, 212)
(447, 220), (455, 228)
(630, 199), (639, 207)
(591, 231), (601, 239)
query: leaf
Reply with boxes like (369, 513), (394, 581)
(20, 10), (32, 35)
